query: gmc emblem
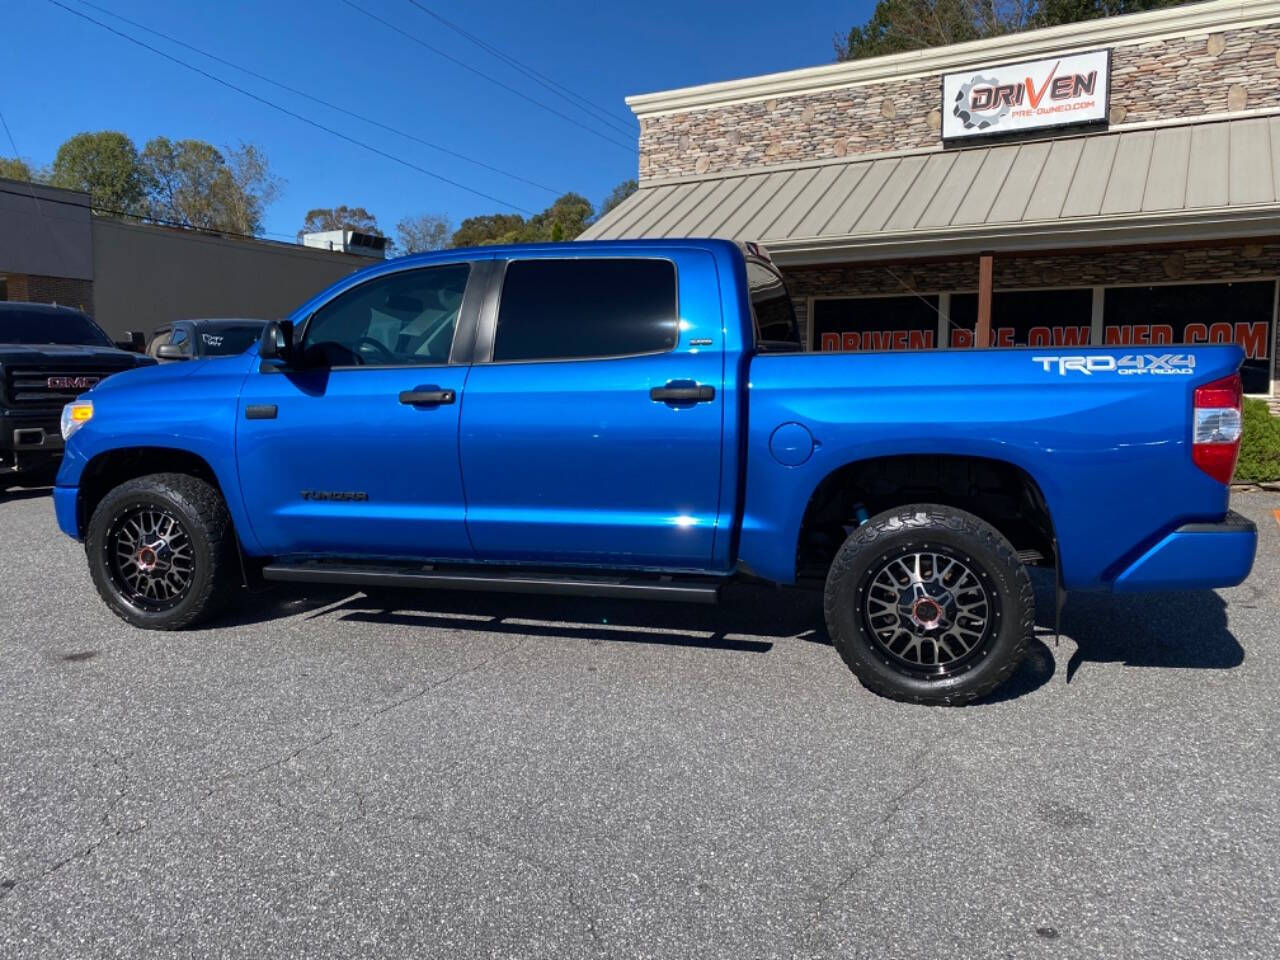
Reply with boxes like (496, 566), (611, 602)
(47, 376), (100, 390)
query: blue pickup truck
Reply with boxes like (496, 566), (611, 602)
(53, 239), (1258, 704)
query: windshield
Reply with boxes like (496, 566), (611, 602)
(0, 308), (114, 347)
(197, 325), (264, 356)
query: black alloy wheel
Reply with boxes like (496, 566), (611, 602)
(860, 547), (998, 678)
(86, 472), (238, 630)
(104, 506), (197, 612)
(824, 504), (1033, 705)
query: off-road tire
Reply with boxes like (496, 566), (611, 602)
(823, 504), (1033, 706)
(86, 472), (238, 630)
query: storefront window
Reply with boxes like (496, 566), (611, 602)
(1102, 281), (1274, 396)
(809, 281), (1275, 395)
(949, 289), (1093, 348)
(813, 295), (939, 352)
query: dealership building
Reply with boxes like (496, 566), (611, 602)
(584, 0), (1280, 399)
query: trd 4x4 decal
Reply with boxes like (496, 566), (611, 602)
(1031, 354), (1197, 376)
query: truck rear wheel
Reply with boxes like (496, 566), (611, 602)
(823, 504), (1033, 706)
(86, 473), (238, 630)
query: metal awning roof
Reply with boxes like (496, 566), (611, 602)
(581, 117), (1280, 263)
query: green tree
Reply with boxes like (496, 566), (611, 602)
(1033, 0), (1186, 28)
(141, 137), (230, 229)
(600, 179), (638, 217)
(447, 193), (597, 248)
(221, 143), (282, 237)
(0, 156), (38, 183)
(49, 131), (146, 215)
(449, 212), (526, 247)
(140, 138), (281, 236)
(524, 192), (593, 243)
(835, 0), (1187, 60)
(298, 204), (385, 241)
(395, 212), (452, 253)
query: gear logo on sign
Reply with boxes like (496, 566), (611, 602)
(953, 75), (1009, 131)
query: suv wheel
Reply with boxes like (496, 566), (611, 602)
(824, 504), (1033, 705)
(86, 473), (238, 630)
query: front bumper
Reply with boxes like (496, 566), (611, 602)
(0, 407), (64, 475)
(1112, 512), (1258, 592)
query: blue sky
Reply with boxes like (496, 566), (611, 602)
(3, 0), (871, 241)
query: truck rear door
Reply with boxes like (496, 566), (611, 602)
(459, 251), (725, 568)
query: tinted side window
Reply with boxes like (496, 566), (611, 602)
(493, 259), (677, 362)
(304, 263), (470, 366)
(747, 261), (801, 351)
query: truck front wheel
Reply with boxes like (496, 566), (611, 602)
(823, 504), (1033, 706)
(86, 473), (238, 630)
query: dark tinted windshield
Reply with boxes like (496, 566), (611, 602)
(0, 308), (113, 347)
(197, 325), (264, 356)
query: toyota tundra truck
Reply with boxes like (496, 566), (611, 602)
(51, 240), (1258, 704)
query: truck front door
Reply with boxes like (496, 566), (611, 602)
(459, 252), (725, 568)
(236, 260), (482, 559)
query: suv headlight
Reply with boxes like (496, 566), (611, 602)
(61, 401), (93, 441)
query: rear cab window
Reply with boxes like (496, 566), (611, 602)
(492, 258), (678, 362)
(746, 259), (801, 352)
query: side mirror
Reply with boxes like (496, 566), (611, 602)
(156, 344), (189, 361)
(116, 331), (146, 353)
(259, 319), (295, 364)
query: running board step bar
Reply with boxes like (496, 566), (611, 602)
(261, 562), (724, 604)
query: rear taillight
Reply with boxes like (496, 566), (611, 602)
(1192, 373), (1243, 484)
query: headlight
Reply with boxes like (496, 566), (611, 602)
(61, 401), (93, 441)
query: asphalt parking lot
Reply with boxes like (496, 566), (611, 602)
(0, 490), (1277, 959)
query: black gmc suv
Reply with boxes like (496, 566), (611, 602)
(0, 302), (154, 486)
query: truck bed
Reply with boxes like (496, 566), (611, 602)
(740, 344), (1246, 590)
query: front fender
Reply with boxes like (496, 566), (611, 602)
(54, 355), (260, 552)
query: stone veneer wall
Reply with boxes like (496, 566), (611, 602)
(639, 24), (1280, 180)
(784, 241), (1280, 378)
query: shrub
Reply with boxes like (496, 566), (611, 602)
(1236, 397), (1280, 483)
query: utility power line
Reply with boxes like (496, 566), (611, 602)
(339, 0), (637, 154)
(402, 0), (638, 139)
(44, 0), (537, 214)
(67, 0), (562, 196)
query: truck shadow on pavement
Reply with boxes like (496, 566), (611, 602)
(0, 485), (52, 503)
(223, 568), (1243, 703)
(321, 582), (823, 655)
(234, 581), (1072, 700)
(1030, 570), (1246, 684)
